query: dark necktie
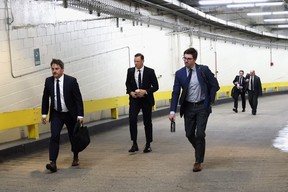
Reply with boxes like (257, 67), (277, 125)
(239, 77), (242, 86)
(251, 77), (254, 91)
(185, 68), (192, 96)
(187, 68), (192, 85)
(138, 70), (141, 89)
(180, 68), (192, 104)
(56, 79), (62, 112)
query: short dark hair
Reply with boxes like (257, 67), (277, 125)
(184, 48), (198, 60)
(50, 59), (64, 69)
(239, 70), (244, 73)
(134, 53), (144, 60)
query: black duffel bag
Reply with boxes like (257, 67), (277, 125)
(72, 121), (90, 153)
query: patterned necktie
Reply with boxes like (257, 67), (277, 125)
(138, 70), (141, 89)
(56, 79), (62, 112)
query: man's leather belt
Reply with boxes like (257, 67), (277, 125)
(186, 100), (204, 106)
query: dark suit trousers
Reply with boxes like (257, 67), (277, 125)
(233, 90), (246, 110)
(248, 90), (258, 114)
(49, 110), (77, 162)
(184, 102), (210, 163)
(129, 99), (153, 143)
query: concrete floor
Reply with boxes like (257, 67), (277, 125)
(1, 94), (288, 192)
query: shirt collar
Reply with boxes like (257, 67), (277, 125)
(135, 66), (144, 72)
(186, 66), (195, 72)
(55, 74), (64, 82)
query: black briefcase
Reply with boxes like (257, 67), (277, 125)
(72, 121), (90, 153)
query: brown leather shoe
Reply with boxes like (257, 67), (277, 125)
(72, 157), (79, 166)
(193, 162), (202, 172)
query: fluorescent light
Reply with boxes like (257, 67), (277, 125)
(199, 0), (268, 5)
(247, 12), (271, 16)
(227, 3), (254, 8)
(264, 18), (288, 22)
(234, 0), (268, 2)
(278, 25), (288, 28)
(227, 2), (283, 8)
(256, 2), (283, 6)
(273, 11), (288, 15)
(247, 11), (288, 16)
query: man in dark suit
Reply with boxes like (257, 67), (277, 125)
(125, 53), (159, 153)
(232, 70), (247, 113)
(42, 59), (84, 172)
(169, 48), (219, 172)
(247, 70), (262, 115)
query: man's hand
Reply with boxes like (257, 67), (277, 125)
(135, 89), (147, 98)
(168, 113), (176, 122)
(130, 91), (138, 98)
(78, 117), (84, 124)
(42, 117), (47, 125)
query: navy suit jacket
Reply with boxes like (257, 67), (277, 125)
(125, 66), (159, 106)
(41, 74), (84, 121)
(170, 64), (219, 116)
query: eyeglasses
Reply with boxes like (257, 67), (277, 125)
(182, 57), (193, 61)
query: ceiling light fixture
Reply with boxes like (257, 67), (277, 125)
(278, 24), (288, 28)
(227, 2), (283, 8)
(227, 3), (254, 8)
(247, 12), (271, 16)
(199, 0), (268, 5)
(264, 18), (288, 22)
(247, 11), (288, 16)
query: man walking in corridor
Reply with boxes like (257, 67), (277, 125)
(169, 48), (219, 172)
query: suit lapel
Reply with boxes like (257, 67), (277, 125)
(130, 68), (138, 88)
(63, 75), (67, 100)
(195, 65), (203, 85)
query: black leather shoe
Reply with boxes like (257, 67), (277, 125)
(233, 108), (238, 113)
(128, 144), (139, 152)
(46, 162), (57, 172)
(143, 146), (152, 153)
(72, 157), (79, 166)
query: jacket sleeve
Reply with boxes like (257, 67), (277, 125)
(258, 77), (263, 96)
(170, 71), (181, 112)
(232, 76), (238, 85)
(146, 69), (159, 94)
(125, 68), (133, 95)
(41, 78), (50, 115)
(203, 66), (220, 104)
(71, 78), (84, 116)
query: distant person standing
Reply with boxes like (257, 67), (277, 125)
(42, 59), (84, 172)
(247, 70), (262, 115)
(168, 48), (219, 172)
(125, 53), (159, 153)
(232, 70), (247, 113)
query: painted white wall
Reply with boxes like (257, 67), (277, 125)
(0, 0), (288, 114)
